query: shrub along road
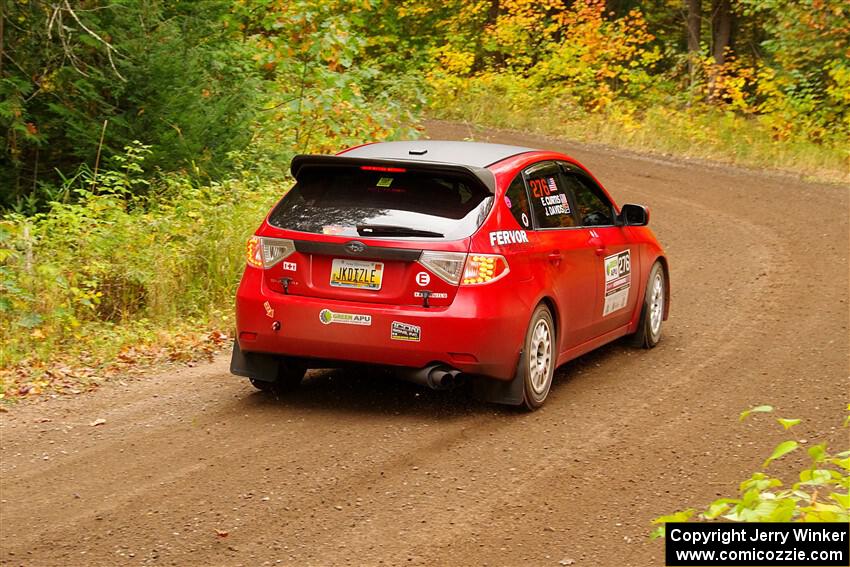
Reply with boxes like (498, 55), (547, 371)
(1, 121), (847, 566)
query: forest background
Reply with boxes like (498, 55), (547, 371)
(1, 0), (848, 396)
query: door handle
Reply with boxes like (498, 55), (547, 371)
(588, 236), (608, 257)
(547, 250), (562, 264)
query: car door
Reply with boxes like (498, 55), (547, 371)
(564, 167), (641, 335)
(519, 161), (599, 352)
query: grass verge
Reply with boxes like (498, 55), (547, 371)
(428, 76), (850, 184)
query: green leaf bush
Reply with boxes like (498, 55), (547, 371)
(651, 404), (850, 539)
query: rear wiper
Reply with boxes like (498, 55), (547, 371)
(356, 224), (443, 238)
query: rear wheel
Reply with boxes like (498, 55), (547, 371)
(519, 304), (556, 410)
(632, 261), (665, 348)
(249, 358), (306, 393)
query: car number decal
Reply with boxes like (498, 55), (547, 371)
(603, 250), (631, 316)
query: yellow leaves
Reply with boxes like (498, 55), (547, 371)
(435, 46), (476, 75)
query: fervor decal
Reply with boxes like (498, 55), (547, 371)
(489, 230), (529, 246)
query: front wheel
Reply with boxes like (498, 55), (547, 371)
(632, 261), (666, 348)
(519, 304), (556, 410)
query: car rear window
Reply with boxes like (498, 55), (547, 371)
(268, 165), (493, 240)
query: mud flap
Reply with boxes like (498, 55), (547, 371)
(229, 341), (279, 383)
(471, 350), (526, 406)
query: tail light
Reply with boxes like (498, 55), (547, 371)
(246, 236), (295, 269)
(418, 251), (509, 286)
(462, 254), (509, 285)
(418, 251), (466, 285)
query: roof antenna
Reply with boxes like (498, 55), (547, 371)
(408, 149), (428, 155)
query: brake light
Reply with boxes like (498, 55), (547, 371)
(360, 165), (407, 173)
(418, 251), (510, 286)
(462, 254), (509, 285)
(245, 236), (295, 269)
(246, 236), (263, 268)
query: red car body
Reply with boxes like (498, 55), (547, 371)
(231, 141), (669, 407)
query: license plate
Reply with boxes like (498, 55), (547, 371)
(330, 259), (383, 290)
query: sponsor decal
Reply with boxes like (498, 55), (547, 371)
(521, 212), (530, 227)
(264, 301), (274, 318)
(282, 261), (297, 271)
(391, 321), (421, 342)
(603, 250), (631, 316)
(504, 195), (512, 208)
(540, 193), (570, 216)
(529, 176), (571, 217)
(415, 271), (431, 286)
(489, 230), (529, 246)
(414, 291), (448, 299)
(319, 308), (372, 326)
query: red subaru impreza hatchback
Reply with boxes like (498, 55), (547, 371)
(231, 141), (668, 409)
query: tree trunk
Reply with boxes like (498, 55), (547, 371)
(0, 0), (6, 78)
(473, 0), (500, 71)
(711, 0), (732, 66)
(686, 0), (702, 81)
(708, 0), (733, 100)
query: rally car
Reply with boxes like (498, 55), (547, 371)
(230, 141), (669, 409)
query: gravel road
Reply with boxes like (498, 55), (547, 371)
(1, 121), (847, 567)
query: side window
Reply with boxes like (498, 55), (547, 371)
(524, 162), (576, 229)
(569, 173), (614, 226)
(504, 174), (532, 229)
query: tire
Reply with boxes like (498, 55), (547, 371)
(519, 304), (556, 410)
(249, 357), (306, 393)
(632, 261), (666, 349)
(249, 377), (275, 392)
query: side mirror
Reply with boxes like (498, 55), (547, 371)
(619, 203), (649, 226)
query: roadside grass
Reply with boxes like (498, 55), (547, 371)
(428, 76), (850, 184)
(0, 169), (283, 403)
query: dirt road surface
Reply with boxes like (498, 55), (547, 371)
(1, 121), (847, 567)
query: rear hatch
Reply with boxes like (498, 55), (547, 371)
(259, 160), (494, 307)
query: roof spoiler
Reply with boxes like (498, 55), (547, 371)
(290, 154), (498, 193)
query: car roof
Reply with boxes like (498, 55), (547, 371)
(338, 140), (536, 168)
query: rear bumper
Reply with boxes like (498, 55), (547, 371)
(234, 268), (529, 380)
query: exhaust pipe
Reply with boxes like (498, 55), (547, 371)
(427, 367), (461, 389)
(397, 365), (461, 390)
